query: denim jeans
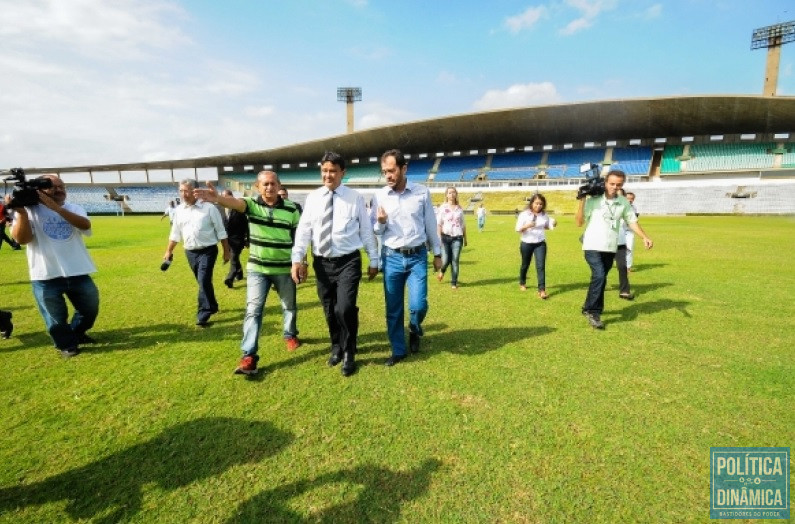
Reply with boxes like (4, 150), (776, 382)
(31, 275), (99, 350)
(185, 245), (218, 323)
(440, 234), (463, 286)
(241, 271), (297, 357)
(382, 246), (429, 357)
(583, 250), (616, 315)
(519, 241), (547, 291)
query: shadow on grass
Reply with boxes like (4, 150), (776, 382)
(0, 417), (293, 524)
(629, 262), (669, 273)
(354, 325), (555, 367)
(227, 458), (441, 523)
(605, 298), (693, 324)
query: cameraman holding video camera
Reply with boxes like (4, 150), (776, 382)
(575, 169), (652, 330)
(10, 174), (99, 357)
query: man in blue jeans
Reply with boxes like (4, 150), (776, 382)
(373, 149), (442, 366)
(10, 175), (99, 357)
(575, 170), (653, 329)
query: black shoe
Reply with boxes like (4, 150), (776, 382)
(619, 292), (635, 300)
(582, 311), (605, 330)
(328, 346), (342, 367)
(235, 272), (244, 281)
(385, 355), (406, 367)
(0, 311), (12, 339)
(409, 332), (420, 354)
(341, 353), (357, 377)
(196, 320), (210, 328)
(60, 347), (80, 358)
(224, 279), (233, 289)
(76, 333), (96, 344)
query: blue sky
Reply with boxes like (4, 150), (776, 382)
(1, 0), (793, 168)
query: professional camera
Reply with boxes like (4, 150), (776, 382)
(2, 168), (53, 208)
(576, 163), (605, 200)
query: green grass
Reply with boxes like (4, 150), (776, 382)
(0, 214), (792, 523)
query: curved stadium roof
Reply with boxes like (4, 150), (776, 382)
(31, 95), (795, 175)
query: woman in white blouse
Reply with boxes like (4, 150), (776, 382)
(436, 187), (467, 289)
(515, 193), (556, 299)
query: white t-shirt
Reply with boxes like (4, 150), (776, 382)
(24, 203), (97, 281)
(516, 210), (552, 244)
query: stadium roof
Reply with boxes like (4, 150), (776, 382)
(30, 95), (795, 174)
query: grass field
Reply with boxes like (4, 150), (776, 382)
(0, 213), (792, 523)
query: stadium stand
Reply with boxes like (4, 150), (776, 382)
(684, 143), (776, 172)
(610, 146), (652, 175)
(485, 151), (544, 181)
(545, 149), (606, 177)
(343, 165), (381, 184)
(405, 158), (434, 183)
(115, 186), (176, 213)
(66, 186), (121, 214)
(626, 180), (795, 215)
(434, 155), (487, 183)
(660, 145), (685, 174)
(782, 143), (795, 168)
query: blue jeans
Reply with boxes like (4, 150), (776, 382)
(519, 241), (547, 291)
(241, 271), (297, 357)
(583, 250), (616, 315)
(31, 275), (99, 350)
(382, 246), (429, 357)
(440, 234), (463, 286)
(185, 245), (218, 323)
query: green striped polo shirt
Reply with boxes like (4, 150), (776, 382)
(244, 196), (301, 275)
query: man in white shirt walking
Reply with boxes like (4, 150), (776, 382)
(164, 179), (230, 327)
(291, 152), (378, 377)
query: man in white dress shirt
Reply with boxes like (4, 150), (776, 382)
(291, 151), (378, 377)
(164, 179), (230, 327)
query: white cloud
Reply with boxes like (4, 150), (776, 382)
(244, 106), (276, 118)
(559, 0), (617, 35)
(505, 6), (548, 34)
(436, 71), (458, 85)
(0, 0), (191, 61)
(473, 82), (562, 111)
(358, 103), (417, 130)
(643, 4), (663, 19)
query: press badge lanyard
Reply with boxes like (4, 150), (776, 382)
(602, 198), (619, 230)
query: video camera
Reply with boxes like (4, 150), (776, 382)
(2, 168), (53, 208)
(576, 163), (605, 200)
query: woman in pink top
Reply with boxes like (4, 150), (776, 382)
(436, 187), (467, 289)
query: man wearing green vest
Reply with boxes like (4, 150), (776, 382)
(195, 171), (302, 376)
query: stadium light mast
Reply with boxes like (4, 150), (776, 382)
(337, 87), (362, 133)
(751, 20), (795, 96)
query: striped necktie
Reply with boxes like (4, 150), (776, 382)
(317, 190), (334, 256)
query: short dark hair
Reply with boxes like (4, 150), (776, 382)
(381, 149), (406, 168)
(321, 151), (346, 171)
(606, 170), (626, 181)
(528, 193), (547, 211)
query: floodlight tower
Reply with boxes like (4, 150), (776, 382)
(337, 87), (362, 133)
(751, 20), (795, 96)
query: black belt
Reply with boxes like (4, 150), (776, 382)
(186, 245), (217, 253)
(389, 245), (424, 255)
(315, 251), (360, 263)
